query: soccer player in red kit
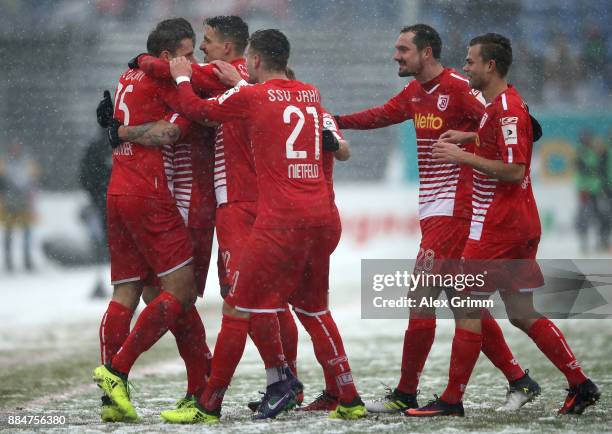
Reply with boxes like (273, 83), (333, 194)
(114, 121), (216, 411)
(92, 19), (211, 422)
(335, 24), (538, 413)
(406, 33), (600, 417)
(162, 29), (366, 423)
(137, 17), (316, 412)
(141, 42), (353, 413)
(132, 16), (253, 303)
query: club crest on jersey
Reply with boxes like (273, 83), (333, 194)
(437, 94), (450, 111)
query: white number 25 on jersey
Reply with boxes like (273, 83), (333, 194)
(114, 83), (134, 126)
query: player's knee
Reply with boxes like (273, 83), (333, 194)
(141, 286), (160, 305)
(508, 316), (532, 332)
(410, 306), (436, 320)
(184, 291), (198, 308)
(162, 270), (197, 307)
(112, 283), (142, 311)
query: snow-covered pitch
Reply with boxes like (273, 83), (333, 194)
(1, 187), (610, 433)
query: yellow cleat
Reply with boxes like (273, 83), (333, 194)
(174, 395), (197, 409)
(93, 365), (138, 421)
(101, 401), (125, 422)
(329, 397), (367, 420)
(160, 406), (220, 424)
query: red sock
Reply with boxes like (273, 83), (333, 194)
(323, 365), (340, 397)
(527, 317), (587, 387)
(396, 317), (436, 394)
(481, 310), (524, 382)
(99, 301), (134, 364)
(199, 315), (249, 411)
(278, 309), (298, 376)
(172, 305), (212, 398)
(441, 328), (482, 404)
(249, 313), (286, 369)
(296, 311), (358, 404)
(111, 291), (183, 375)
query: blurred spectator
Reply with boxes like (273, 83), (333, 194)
(543, 33), (579, 106)
(78, 131), (112, 262)
(513, 40), (544, 104)
(582, 23), (607, 81)
(0, 138), (40, 271)
(575, 130), (608, 252)
(601, 130), (612, 250)
(576, 23), (609, 103)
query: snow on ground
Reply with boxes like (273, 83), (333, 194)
(0, 186), (610, 433)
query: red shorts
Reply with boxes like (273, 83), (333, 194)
(415, 216), (470, 274)
(461, 237), (544, 293)
(189, 227), (214, 296)
(225, 225), (341, 313)
(107, 195), (193, 285)
(215, 202), (257, 288)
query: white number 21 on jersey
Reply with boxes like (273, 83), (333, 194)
(283, 105), (320, 160)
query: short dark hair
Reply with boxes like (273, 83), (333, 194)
(285, 66), (296, 80)
(248, 29), (290, 72)
(147, 18), (195, 57)
(469, 33), (512, 77)
(400, 24), (442, 59)
(205, 15), (249, 53)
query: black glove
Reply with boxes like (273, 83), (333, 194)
(128, 53), (147, 69)
(322, 129), (340, 152)
(106, 119), (122, 149)
(530, 114), (542, 142)
(96, 90), (114, 128)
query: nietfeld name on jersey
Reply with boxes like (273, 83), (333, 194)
(288, 163), (320, 179)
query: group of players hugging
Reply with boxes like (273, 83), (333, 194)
(92, 15), (600, 424)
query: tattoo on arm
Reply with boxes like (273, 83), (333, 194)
(120, 121), (181, 147)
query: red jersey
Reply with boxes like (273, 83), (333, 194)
(162, 126), (216, 228)
(336, 68), (485, 220)
(174, 79), (333, 228)
(207, 60), (257, 205)
(139, 55), (249, 98)
(107, 69), (188, 199)
(469, 85), (541, 242)
(139, 56), (256, 205)
(322, 112), (343, 205)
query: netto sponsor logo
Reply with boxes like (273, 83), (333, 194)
(414, 113), (444, 130)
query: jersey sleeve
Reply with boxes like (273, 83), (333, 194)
(156, 85), (192, 139)
(163, 112), (191, 139)
(322, 109), (344, 140)
(459, 88), (486, 122)
(138, 55), (172, 81)
(191, 64), (228, 96)
(336, 85), (413, 130)
(175, 80), (250, 123)
(139, 55), (228, 96)
(495, 107), (529, 165)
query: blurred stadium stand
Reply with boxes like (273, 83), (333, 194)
(0, 0), (609, 189)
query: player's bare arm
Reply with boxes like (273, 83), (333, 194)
(432, 140), (525, 183)
(439, 129), (478, 144)
(210, 60), (243, 87)
(118, 121), (181, 147)
(335, 139), (351, 161)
